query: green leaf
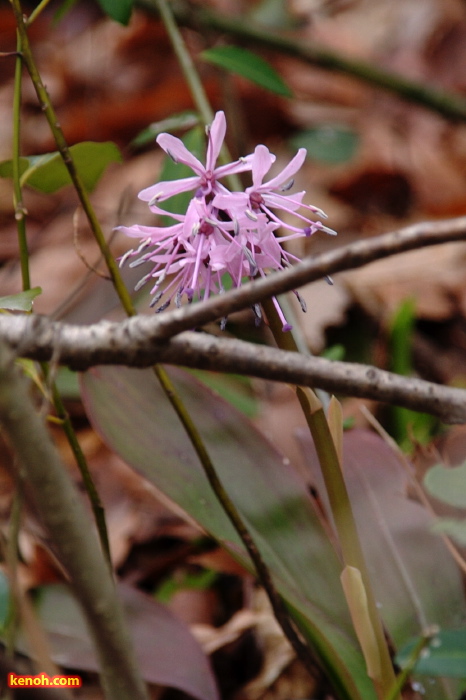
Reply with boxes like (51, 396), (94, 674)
(431, 517), (466, 546)
(396, 628), (466, 678)
(201, 46), (292, 97)
(290, 126), (359, 164)
(53, 0), (79, 24)
(424, 462), (466, 509)
(0, 142), (122, 193)
(131, 111), (199, 148)
(155, 568), (218, 604)
(0, 571), (10, 632)
(80, 365), (379, 700)
(0, 287), (42, 312)
(95, 0), (133, 24)
(188, 370), (258, 418)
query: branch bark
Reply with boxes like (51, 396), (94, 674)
(1, 316), (465, 423)
(0, 342), (149, 700)
(115, 217), (466, 341)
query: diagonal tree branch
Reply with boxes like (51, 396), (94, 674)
(1, 316), (465, 424)
(112, 215), (466, 341)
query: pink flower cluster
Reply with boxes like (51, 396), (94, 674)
(118, 111), (335, 331)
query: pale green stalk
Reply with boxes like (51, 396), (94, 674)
(26, 0), (55, 25)
(263, 299), (398, 699)
(12, 32), (30, 290)
(155, 0), (213, 125)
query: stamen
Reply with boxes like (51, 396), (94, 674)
(119, 249), (134, 267)
(280, 178), (294, 192)
(134, 272), (152, 291)
(149, 290), (164, 307)
(253, 303), (262, 320)
(149, 192), (163, 205)
(156, 300), (171, 313)
(166, 149), (178, 163)
(294, 290), (307, 313)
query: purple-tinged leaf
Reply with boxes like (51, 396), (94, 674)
(21, 584), (218, 700)
(80, 365), (377, 700)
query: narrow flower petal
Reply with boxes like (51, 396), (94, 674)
(138, 176), (200, 203)
(259, 148), (307, 190)
(250, 145), (276, 188)
(205, 111), (226, 172)
(156, 133), (205, 173)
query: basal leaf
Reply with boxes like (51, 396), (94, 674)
(0, 287), (42, 312)
(297, 428), (466, 699)
(424, 462), (466, 509)
(201, 46), (292, 97)
(19, 584), (219, 700)
(80, 365), (377, 700)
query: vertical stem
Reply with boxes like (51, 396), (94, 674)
(11, 0), (135, 317)
(12, 32), (30, 291)
(49, 374), (112, 568)
(155, 0), (213, 125)
(152, 367), (319, 677)
(265, 301), (398, 698)
(11, 16), (111, 564)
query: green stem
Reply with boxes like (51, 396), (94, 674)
(154, 361), (319, 677)
(26, 0), (55, 25)
(11, 0), (135, 317)
(11, 20), (111, 566)
(12, 32), (30, 291)
(154, 0), (242, 191)
(48, 370), (112, 568)
(154, 0), (213, 126)
(384, 627), (437, 700)
(153, 1), (466, 122)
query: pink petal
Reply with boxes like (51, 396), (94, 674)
(261, 148), (307, 190)
(138, 176), (200, 203)
(156, 133), (205, 173)
(214, 155), (254, 179)
(250, 145), (275, 188)
(205, 112), (226, 171)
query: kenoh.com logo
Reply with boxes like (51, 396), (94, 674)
(8, 672), (82, 688)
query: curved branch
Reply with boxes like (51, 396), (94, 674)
(1, 316), (465, 423)
(122, 216), (466, 341)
